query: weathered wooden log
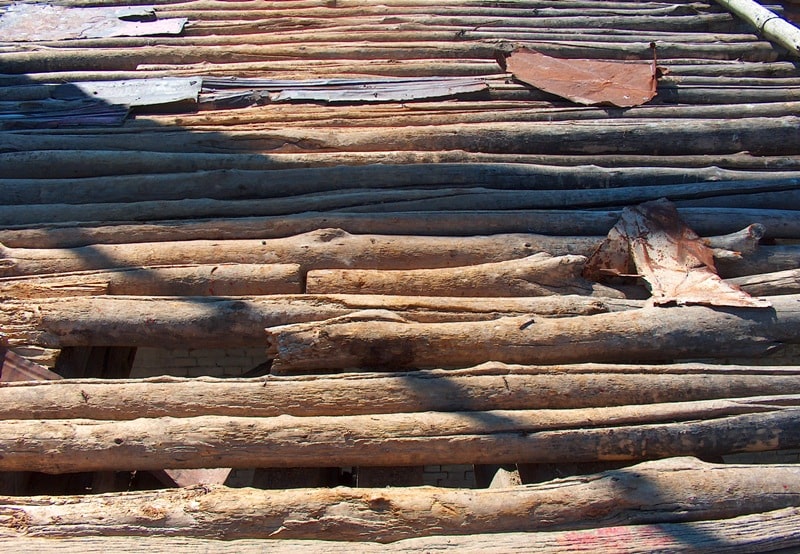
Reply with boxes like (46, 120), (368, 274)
(2, 179), (798, 226)
(0, 227), (790, 279)
(0, 398), (797, 470)
(2, 207), (799, 249)
(729, 269), (800, 297)
(3, 506), (800, 552)
(0, 294), (640, 348)
(1, 363), (799, 420)
(266, 295), (800, 372)
(3, 118), (799, 157)
(8, 163), (800, 203)
(0, 459), (797, 543)
(306, 253), (622, 297)
(0, 229), (597, 277)
(0, 264), (302, 299)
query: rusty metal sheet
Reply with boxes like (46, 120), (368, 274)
(0, 3), (187, 41)
(0, 347), (62, 382)
(505, 48), (657, 107)
(52, 78), (201, 108)
(584, 198), (770, 308)
(200, 76), (488, 106)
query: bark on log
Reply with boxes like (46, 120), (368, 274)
(2, 207), (799, 249)
(2, 506), (800, 552)
(2, 362), (799, 420)
(0, 229), (596, 277)
(0, 264), (302, 299)
(0, 402), (799, 472)
(306, 253), (623, 297)
(4, 179), (798, 226)
(8, 163), (800, 203)
(0, 294), (640, 348)
(3, 118), (798, 157)
(266, 295), (800, 373)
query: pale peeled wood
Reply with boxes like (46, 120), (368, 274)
(715, 0), (800, 57)
(0, 458), (799, 542)
(2, 363), (799, 420)
(266, 295), (800, 373)
(0, 264), (302, 299)
(0, 399), (798, 472)
(2, 207), (799, 249)
(306, 253), (624, 297)
(0, 229), (596, 277)
(3, 507), (800, 552)
(0, 227), (785, 279)
(0, 294), (641, 348)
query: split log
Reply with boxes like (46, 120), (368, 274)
(2, 118), (799, 157)
(3, 179), (798, 226)
(266, 295), (800, 373)
(2, 207), (799, 249)
(0, 397), (798, 469)
(0, 294), (640, 348)
(0, 264), (302, 299)
(729, 269), (800, 297)
(306, 253), (623, 297)
(3, 507), (800, 552)
(2, 362), (799, 420)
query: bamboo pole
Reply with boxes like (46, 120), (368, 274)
(715, 0), (800, 57)
(1, 363), (799, 420)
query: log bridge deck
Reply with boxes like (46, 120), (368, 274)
(1, 0), (800, 550)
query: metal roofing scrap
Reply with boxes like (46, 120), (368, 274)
(200, 76), (489, 106)
(504, 48), (657, 107)
(584, 198), (770, 308)
(52, 78), (202, 108)
(0, 3), (187, 41)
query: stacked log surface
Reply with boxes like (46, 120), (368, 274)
(2, 0), (800, 551)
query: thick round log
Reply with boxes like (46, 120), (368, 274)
(2, 207), (799, 249)
(0, 403), (799, 473)
(0, 459), (799, 544)
(266, 295), (800, 372)
(0, 229), (596, 277)
(306, 253), (623, 297)
(0, 264), (302, 298)
(1, 363), (799, 420)
(0, 294), (640, 348)
(3, 507), (800, 552)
